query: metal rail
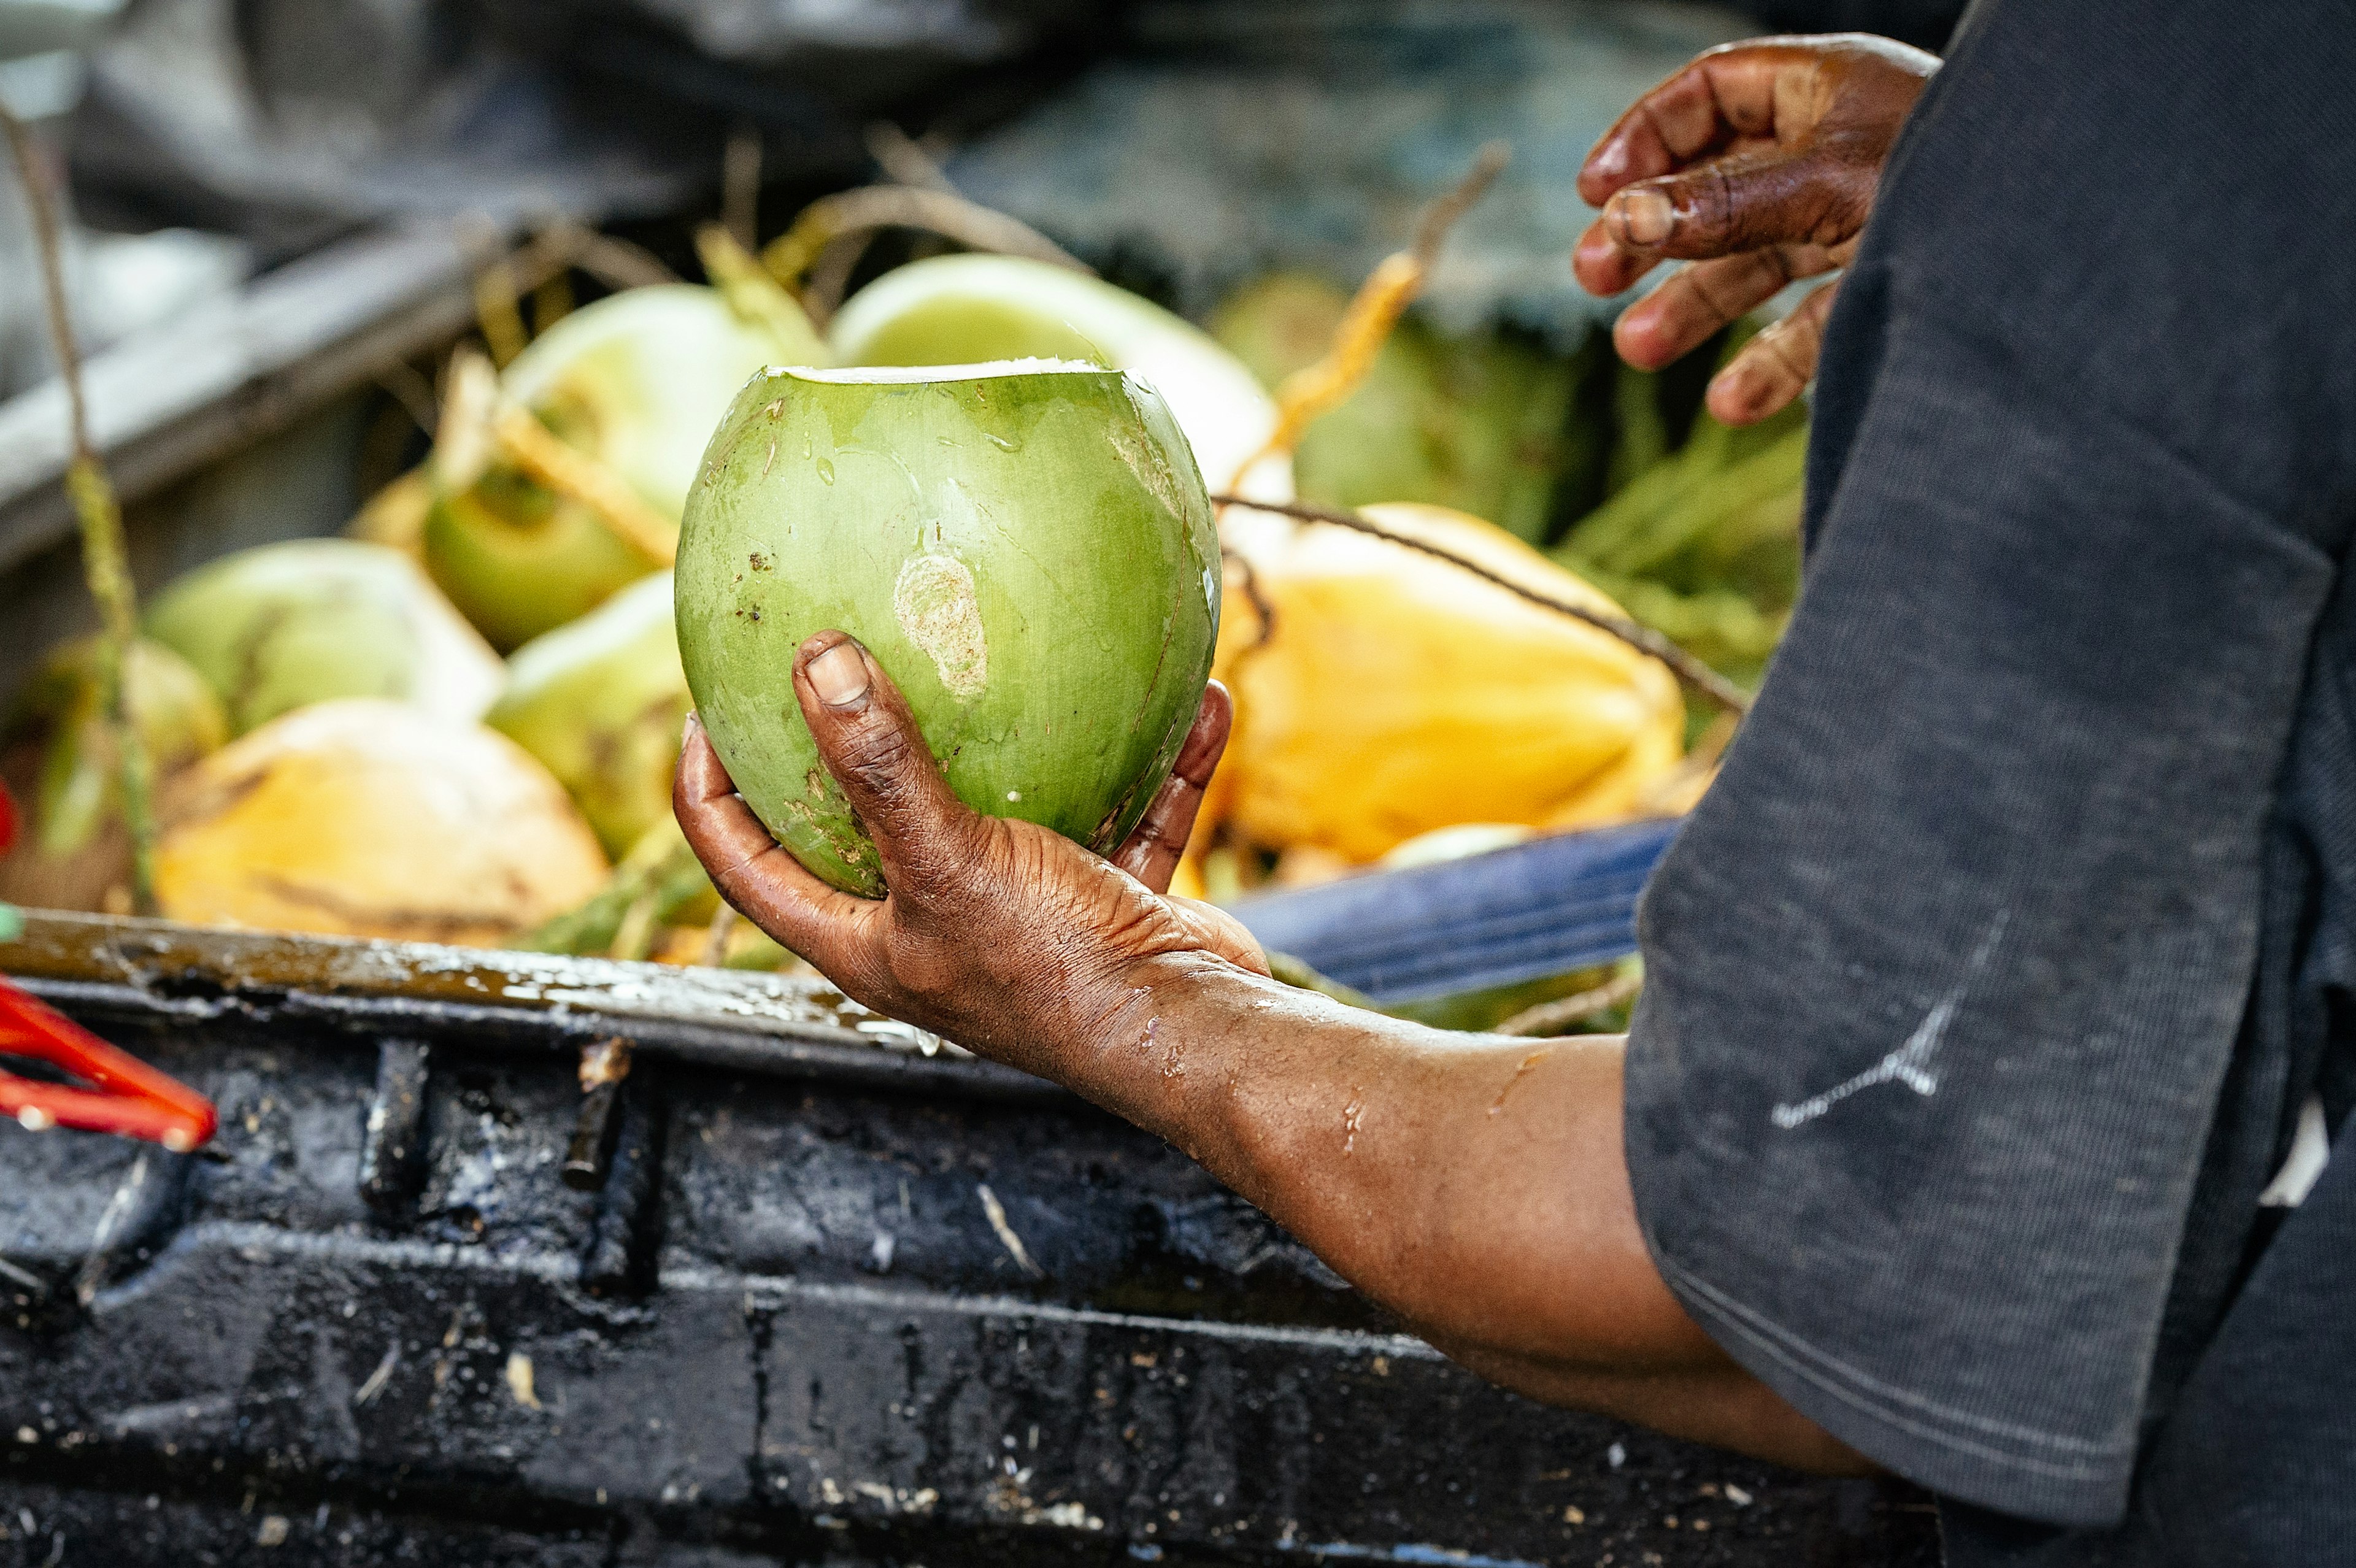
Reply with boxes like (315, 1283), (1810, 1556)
(2, 911), (1066, 1103)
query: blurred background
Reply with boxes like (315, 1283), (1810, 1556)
(2, 0), (1965, 397)
(0, 0), (1975, 999)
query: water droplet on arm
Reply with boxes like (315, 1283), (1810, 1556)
(1147, 1017), (1183, 1078)
(1490, 1050), (1548, 1116)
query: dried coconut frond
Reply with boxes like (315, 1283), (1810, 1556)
(1493, 964), (1644, 1037)
(695, 224), (823, 354)
(471, 242), (529, 369)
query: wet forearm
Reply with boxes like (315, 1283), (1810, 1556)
(1058, 955), (1870, 1470)
(1064, 954), (1704, 1368)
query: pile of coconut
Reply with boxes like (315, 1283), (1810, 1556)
(2, 227), (1693, 970)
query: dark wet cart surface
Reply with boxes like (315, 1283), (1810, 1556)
(0, 917), (1939, 1567)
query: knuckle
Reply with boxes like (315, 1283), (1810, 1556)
(704, 848), (764, 907)
(1687, 164), (1742, 248)
(834, 713), (917, 786)
(1680, 264), (1746, 323)
(1134, 791), (1187, 850)
(883, 810), (996, 907)
(1755, 336), (1812, 391)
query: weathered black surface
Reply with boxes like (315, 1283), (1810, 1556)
(0, 993), (1944, 1566)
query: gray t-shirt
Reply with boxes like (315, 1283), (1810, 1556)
(1621, 2), (2356, 1561)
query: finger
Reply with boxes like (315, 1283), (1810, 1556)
(792, 632), (986, 897)
(1571, 178), (1839, 300)
(674, 715), (879, 970)
(1611, 245), (1833, 371)
(1706, 279), (1840, 425)
(1598, 145), (1874, 269)
(1114, 682), (1233, 894)
(1168, 896), (1271, 978)
(1578, 41), (1819, 205)
(1571, 212), (1672, 300)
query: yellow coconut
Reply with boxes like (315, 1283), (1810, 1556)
(1218, 502), (1684, 863)
(155, 698), (609, 945)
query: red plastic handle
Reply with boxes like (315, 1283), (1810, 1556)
(0, 982), (218, 1151)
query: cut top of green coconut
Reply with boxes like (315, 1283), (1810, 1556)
(767, 357), (1111, 385)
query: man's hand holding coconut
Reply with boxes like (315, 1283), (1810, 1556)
(675, 644), (1266, 1066)
(668, 333), (1861, 1472)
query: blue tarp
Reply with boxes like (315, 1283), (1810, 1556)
(1231, 817), (1680, 1003)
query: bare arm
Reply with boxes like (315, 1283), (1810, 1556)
(1087, 952), (1865, 1469)
(677, 633), (1868, 1472)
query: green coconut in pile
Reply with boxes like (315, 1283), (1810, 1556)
(1209, 271), (1587, 546)
(829, 255), (1290, 502)
(428, 283), (827, 650)
(486, 569), (690, 859)
(676, 359), (1221, 896)
(143, 538), (505, 735)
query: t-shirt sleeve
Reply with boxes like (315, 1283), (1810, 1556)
(1620, 0), (2356, 1529)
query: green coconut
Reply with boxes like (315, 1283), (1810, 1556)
(485, 570), (689, 858)
(676, 359), (1221, 896)
(427, 283), (828, 650)
(424, 476), (661, 653)
(145, 538), (505, 736)
(829, 255), (1291, 501)
(0, 637), (228, 911)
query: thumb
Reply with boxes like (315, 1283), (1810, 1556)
(793, 632), (984, 897)
(1602, 146), (1876, 262)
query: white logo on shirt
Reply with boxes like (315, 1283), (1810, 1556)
(2257, 1093), (2331, 1209)
(1773, 910), (2008, 1131)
